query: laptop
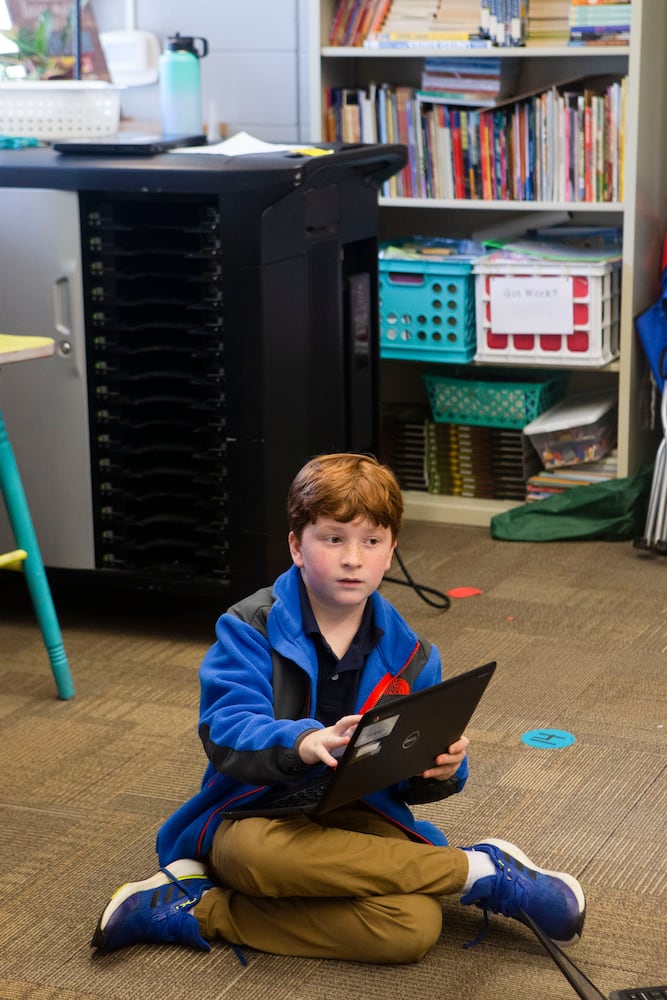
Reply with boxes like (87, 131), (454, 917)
(53, 133), (207, 156)
(521, 909), (665, 1000)
(222, 660), (496, 819)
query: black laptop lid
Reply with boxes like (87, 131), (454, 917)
(318, 660), (496, 813)
(53, 133), (207, 156)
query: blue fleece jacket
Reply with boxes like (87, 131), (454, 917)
(156, 565), (468, 864)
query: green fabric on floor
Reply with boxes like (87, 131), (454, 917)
(490, 465), (653, 541)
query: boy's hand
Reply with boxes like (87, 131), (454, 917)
(298, 715), (362, 768)
(421, 735), (469, 781)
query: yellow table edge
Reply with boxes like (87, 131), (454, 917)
(0, 334), (56, 365)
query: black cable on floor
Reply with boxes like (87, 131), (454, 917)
(383, 547), (451, 611)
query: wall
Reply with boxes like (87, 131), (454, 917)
(91, 0), (312, 141)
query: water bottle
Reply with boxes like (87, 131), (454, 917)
(159, 34), (209, 136)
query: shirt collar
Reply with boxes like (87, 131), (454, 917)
(296, 572), (381, 656)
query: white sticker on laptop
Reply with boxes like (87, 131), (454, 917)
(356, 714), (399, 746)
(351, 740), (382, 761)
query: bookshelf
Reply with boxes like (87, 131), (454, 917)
(304, 1), (667, 525)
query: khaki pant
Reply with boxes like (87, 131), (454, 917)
(194, 804), (468, 964)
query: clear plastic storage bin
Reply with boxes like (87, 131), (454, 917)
(523, 390), (618, 468)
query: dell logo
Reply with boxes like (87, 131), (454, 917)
(402, 730), (420, 750)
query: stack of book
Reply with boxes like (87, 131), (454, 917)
(525, 452), (618, 501)
(420, 57), (519, 106)
(479, 1), (529, 45)
(524, 223), (623, 249)
(381, 405), (429, 492)
(425, 421), (540, 499)
(328, 0), (393, 46)
(526, 0), (570, 45)
(370, 0), (482, 43)
(568, 1), (632, 47)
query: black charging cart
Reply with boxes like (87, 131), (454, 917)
(0, 142), (406, 600)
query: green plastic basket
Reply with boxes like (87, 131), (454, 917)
(423, 370), (567, 429)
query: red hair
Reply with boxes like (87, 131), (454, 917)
(287, 453), (403, 541)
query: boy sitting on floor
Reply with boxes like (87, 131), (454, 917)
(91, 452), (585, 964)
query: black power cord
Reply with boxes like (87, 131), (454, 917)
(383, 547), (451, 611)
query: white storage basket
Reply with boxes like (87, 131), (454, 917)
(0, 81), (120, 140)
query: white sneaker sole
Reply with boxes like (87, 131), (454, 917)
(98, 859), (208, 930)
(479, 838), (586, 944)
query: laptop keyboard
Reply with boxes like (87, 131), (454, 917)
(257, 777), (331, 810)
(609, 988), (667, 1000)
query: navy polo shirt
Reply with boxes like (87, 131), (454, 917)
(297, 574), (382, 727)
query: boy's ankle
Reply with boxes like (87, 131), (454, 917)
(460, 848), (497, 893)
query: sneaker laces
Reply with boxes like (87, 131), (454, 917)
(230, 943), (248, 967)
(484, 854), (530, 917)
(158, 865), (204, 904)
(463, 855), (528, 949)
(464, 908), (490, 949)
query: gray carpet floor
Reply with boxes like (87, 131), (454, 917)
(0, 521), (665, 999)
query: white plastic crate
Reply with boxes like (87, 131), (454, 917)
(473, 251), (621, 367)
(0, 81), (120, 140)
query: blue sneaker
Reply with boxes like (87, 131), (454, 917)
(460, 839), (586, 945)
(91, 859), (213, 953)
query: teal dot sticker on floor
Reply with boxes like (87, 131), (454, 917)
(521, 728), (576, 749)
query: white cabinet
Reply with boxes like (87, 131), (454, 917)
(0, 189), (96, 567)
(303, 1), (667, 525)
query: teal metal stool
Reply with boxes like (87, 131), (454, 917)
(0, 334), (75, 700)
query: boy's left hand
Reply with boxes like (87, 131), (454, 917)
(420, 735), (469, 781)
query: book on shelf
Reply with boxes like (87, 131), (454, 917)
(569, 31), (630, 47)
(425, 421), (539, 501)
(569, 4), (631, 19)
(480, 238), (622, 262)
(359, 84), (378, 143)
(419, 56), (520, 107)
(480, 0), (529, 46)
(381, 405), (429, 493)
(526, 0), (570, 45)
(569, 0), (632, 45)
(328, 0), (392, 46)
(419, 88), (500, 108)
(363, 36), (494, 49)
(525, 223), (623, 248)
(525, 453), (618, 502)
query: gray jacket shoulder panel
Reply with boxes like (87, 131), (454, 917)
(226, 586), (309, 721)
(226, 586), (276, 637)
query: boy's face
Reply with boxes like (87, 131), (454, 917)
(288, 515), (396, 614)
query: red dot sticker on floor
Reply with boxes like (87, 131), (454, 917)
(521, 728), (576, 749)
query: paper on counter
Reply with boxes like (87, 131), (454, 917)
(171, 130), (333, 156)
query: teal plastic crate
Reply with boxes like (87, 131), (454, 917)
(423, 370), (567, 429)
(379, 240), (483, 364)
